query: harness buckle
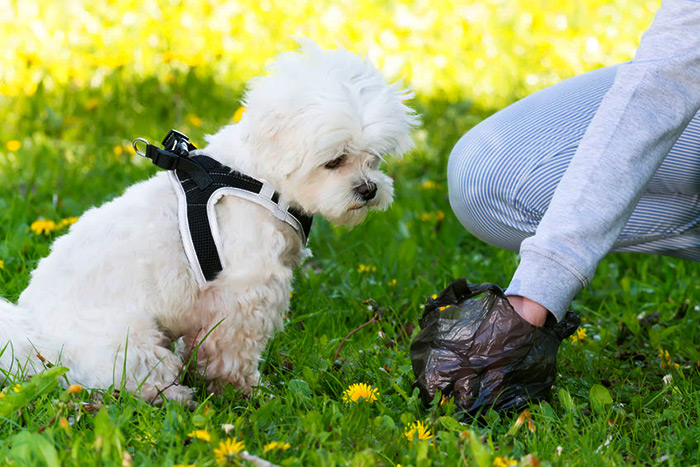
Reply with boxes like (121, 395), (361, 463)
(133, 130), (197, 159)
(162, 129), (196, 156)
(132, 138), (149, 157)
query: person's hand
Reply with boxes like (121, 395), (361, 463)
(506, 295), (549, 326)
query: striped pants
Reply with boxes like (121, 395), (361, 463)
(448, 64), (700, 261)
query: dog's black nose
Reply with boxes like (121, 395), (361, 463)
(355, 181), (378, 201)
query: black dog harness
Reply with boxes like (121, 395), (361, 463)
(133, 130), (313, 285)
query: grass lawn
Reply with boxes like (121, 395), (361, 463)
(1, 65), (700, 465)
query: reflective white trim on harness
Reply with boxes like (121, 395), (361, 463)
(168, 171), (307, 287)
(169, 171), (208, 286)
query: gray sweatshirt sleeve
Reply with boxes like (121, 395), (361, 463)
(505, 0), (700, 320)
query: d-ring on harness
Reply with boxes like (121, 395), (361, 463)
(133, 130), (313, 286)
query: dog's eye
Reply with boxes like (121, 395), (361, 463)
(324, 154), (347, 170)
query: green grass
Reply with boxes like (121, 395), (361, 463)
(1, 68), (700, 466)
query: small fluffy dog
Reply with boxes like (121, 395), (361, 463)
(0, 41), (417, 403)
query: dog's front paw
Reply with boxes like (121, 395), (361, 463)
(206, 371), (258, 397)
(137, 383), (195, 407)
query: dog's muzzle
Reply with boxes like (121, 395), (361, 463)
(354, 180), (377, 201)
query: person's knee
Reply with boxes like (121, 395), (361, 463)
(448, 131), (503, 216)
(448, 131), (528, 252)
(449, 136), (501, 228)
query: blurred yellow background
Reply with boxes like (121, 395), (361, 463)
(1, 0), (658, 106)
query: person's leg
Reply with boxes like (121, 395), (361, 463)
(448, 64), (700, 261)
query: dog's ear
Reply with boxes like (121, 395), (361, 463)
(246, 110), (304, 177)
(267, 150), (304, 178)
(357, 81), (420, 159)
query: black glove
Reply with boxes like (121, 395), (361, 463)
(410, 278), (579, 417)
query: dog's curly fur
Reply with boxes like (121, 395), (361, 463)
(0, 40), (417, 403)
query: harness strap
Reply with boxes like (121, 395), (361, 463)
(145, 144), (213, 189)
(170, 155), (313, 284)
(135, 130), (313, 286)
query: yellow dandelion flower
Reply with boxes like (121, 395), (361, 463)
(0, 392), (5, 398)
(187, 430), (211, 442)
(658, 348), (679, 370)
(113, 145), (123, 156)
(13, 384), (22, 393)
(68, 384), (82, 394)
(342, 383), (378, 404)
(492, 456), (517, 467)
(233, 106), (246, 123)
(438, 305), (451, 311)
(357, 264), (377, 274)
(514, 410), (530, 427)
(101, 51), (130, 68)
(420, 211), (445, 222)
(23, 81), (38, 97)
(214, 437), (245, 465)
(404, 420), (433, 442)
(184, 53), (205, 68)
(85, 98), (100, 111)
(263, 441), (291, 453)
(513, 409), (535, 432)
(186, 113), (202, 128)
(571, 327), (586, 343)
(6, 140), (21, 152)
(63, 116), (80, 127)
(0, 259), (4, 270)
(421, 180), (439, 190)
(58, 217), (79, 229)
(59, 417), (69, 429)
(30, 219), (57, 235)
(162, 51), (177, 63)
(439, 395), (451, 406)
(388, 279), (397, 287)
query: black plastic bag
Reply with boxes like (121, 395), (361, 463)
(410, 278), (579, 417)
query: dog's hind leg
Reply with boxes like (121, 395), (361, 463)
(119, 344), (195, 404)
(0, 299), (34, 377)
(52, 322), (195, 404)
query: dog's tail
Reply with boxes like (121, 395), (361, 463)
(0, 298), (33, 376)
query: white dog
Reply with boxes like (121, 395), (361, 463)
(0, 41), (417, 403)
